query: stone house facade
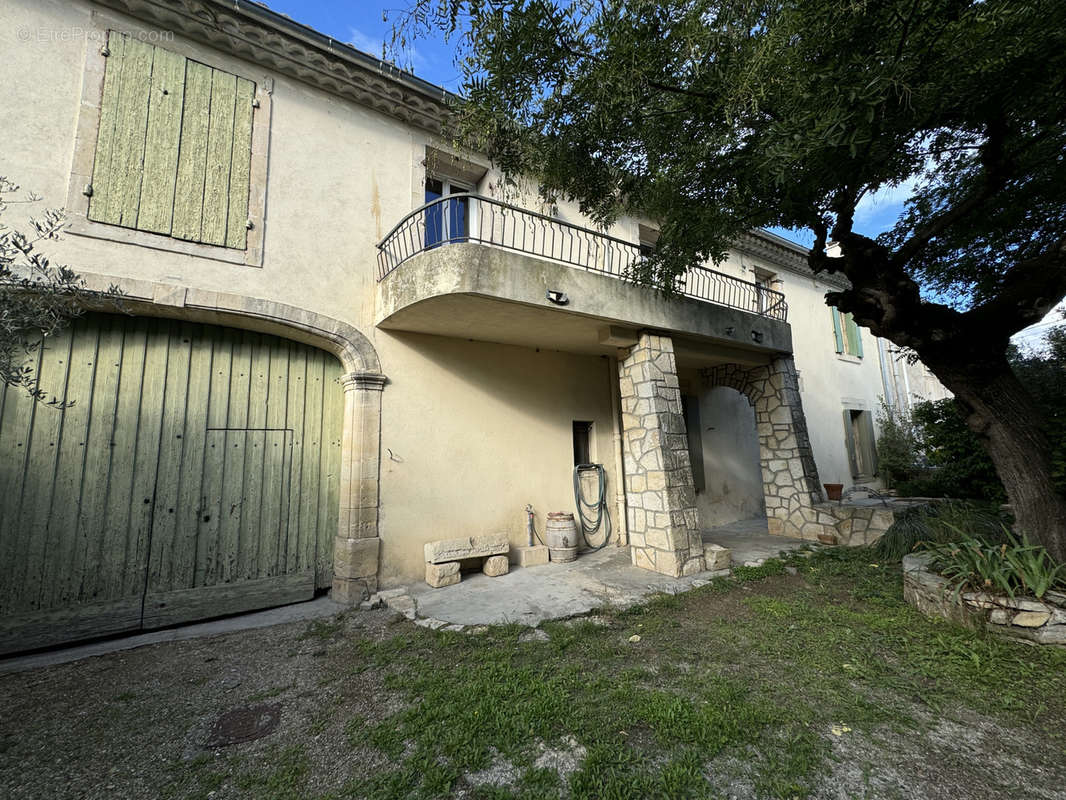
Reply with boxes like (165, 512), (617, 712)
(0, 0), (944, 652)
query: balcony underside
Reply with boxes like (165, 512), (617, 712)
(376, 242), (792, 367)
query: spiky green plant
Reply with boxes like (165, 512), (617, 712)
(874, 500), (1009, 561)
(921, 530), (1066, 600)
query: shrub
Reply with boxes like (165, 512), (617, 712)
(873, 500), (1009, 561)
(921, 532), (1066, 600)
(875, 401), (920, 490)
(1, 178), (117, 405)
(909, 399), (1007, 501)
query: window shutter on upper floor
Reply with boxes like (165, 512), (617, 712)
(88, 31), (254, 250)
(831, 309), (845, 353)
(846, 313), (864, 358)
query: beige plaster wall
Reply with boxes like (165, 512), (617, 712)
(0, 0), (436, 337)
(694, 386), (765, 526)
(374, 332), (621, 585)
(2, 0), (896, 583)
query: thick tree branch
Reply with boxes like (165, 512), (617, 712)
(967, 238), (1066, 334)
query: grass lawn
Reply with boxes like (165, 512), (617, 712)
(3, 547), (1065, 799)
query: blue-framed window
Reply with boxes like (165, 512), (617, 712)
(424, 177), (470, 248)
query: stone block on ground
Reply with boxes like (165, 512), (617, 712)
(424, 533), (509, 564)
(385, 593), (417, 619)
(331, 576), (369, 605)
(426, 561), (461, 588)
(510, 545), (550, 567)
(483, 555), (510, 577)
(703, 543), (732, 571)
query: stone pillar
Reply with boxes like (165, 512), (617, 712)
(618, 333), (706, 577)
(702, 358), (825, 540)
(332, 371), (387, 603)
(757, 357), (824, 538)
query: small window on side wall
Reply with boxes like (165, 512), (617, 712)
(832, 309), (864, 358)
(573, 421), (593, 467)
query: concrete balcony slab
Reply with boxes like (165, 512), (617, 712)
(376, 242), (792, 363)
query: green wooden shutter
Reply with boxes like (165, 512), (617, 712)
(831, 309), (845, 353)
(842, 410), (860, 478)
(171, 60), (213, 241)
(846, 314), (864, 358)
(88, 31), (154, 227)
(860, 411), (878, 476)
(138, 46), (187, 233)
(88, 32), (254, 249)
(226, 78), (256, 249)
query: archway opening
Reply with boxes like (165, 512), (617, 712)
(687, 385), (766, 529)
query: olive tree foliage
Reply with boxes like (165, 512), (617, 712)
(393, 0), (1066, 560)
(0, 178), (110, 406)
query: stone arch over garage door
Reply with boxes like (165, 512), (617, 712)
(73, 279), (388, 606)
(701, 358), (825, 538)
(0, 280), (386, 654)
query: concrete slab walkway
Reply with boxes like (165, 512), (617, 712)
(2, 518), (805, 670)
(701, 516), (809, 566)
(409, 517), (805, 628)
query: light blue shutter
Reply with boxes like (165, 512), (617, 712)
(831, 309), (845, 354)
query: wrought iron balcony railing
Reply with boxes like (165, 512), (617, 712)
(376, 193), (788, 322)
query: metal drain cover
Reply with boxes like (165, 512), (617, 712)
(204, 702), (282, 747)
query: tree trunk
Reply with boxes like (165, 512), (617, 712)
(931, 355), (1066, 563)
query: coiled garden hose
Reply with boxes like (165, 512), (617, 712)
(574, 463), (611, 550)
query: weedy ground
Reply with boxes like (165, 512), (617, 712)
(2, 547), (1064, 800)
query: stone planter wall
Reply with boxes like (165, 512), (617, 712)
(816, 503), (901, 546)
(903, 553), (1066, 647)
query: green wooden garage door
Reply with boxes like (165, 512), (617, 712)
(0, 313), (343, 654)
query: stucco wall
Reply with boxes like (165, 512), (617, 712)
(693, 387), (765, 526)
(3, 0), (908, 589)
(375, 332), (621, 584)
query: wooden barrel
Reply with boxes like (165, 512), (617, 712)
(545, 512), (579, 562)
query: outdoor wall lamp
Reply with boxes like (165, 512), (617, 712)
(546, 290), (569, 305)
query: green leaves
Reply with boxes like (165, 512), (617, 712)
(922, 531), (1066, 600)
(398, 0), (1066, 319)
(0, 178), (112, 407)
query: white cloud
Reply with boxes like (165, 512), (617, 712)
(852, 176), (918, 233)
(348, 27), (386, 59)
(348, 27), (426, 72)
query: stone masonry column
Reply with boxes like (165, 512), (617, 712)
(757, 357), (826, 539)
(618, 333), (706, 577)
(332, 371), (387, 603)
